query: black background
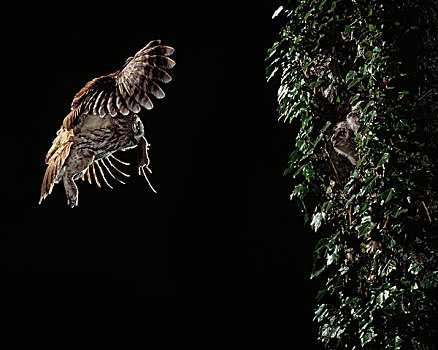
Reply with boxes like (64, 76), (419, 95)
(3, 3), (324, 349)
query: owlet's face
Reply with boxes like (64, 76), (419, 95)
(331, 121), (355, 155)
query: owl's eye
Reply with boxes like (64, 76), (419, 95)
(134, 119), (144, 135)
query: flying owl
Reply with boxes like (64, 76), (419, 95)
(331, 112), (360, 165)
(39, 40), (175, 207)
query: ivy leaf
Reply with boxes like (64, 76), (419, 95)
(377, 152), (390, 167)
(314, 303), (328, 322)
(288, 148), (300, 164)
(379, 260), (397, 277)
(385, 188), (396, 203)
(311, 212), (324, 232)
(361, 327), (377, 346)
(267, 66), (279, 82)
(311, 265), (327, 279)
(376, 290), (390, 307)
(356, 221), (375, 238)
(326, 245), (340, 265)
(291, 183), (309, 199)
(408, 262), (423, 275)
(315, 288), (328, 301)
(348, 76), (363, 89)
(346, 70), (357, 83)
(272, 6), (283, 19)
(321, 120), (332, 132)
(394, 336), (403, 349)
(392, 207), (408, 218)
(351, 93), (361, 104)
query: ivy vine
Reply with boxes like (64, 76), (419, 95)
(267, 0), (437, 348)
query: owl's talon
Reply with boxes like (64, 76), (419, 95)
(67, 194), (78, 208)
(139, 165), (157, 193)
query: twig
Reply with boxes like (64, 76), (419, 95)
(421, 201), (432, 222)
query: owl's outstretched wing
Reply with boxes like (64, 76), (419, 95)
(63, 39), (175, 129)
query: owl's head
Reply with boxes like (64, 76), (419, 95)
(331, 121), (354, 153)
(331, 112), (360, 165)
(132, 116), (145, 143)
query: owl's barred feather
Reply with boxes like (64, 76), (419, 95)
(39, 126), (74, 203)
(40, 40), (175, 207)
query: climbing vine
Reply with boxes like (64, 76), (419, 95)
(267, 0), (437, 348)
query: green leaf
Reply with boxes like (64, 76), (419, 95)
(351, 93), (361, 104)
(393, 207), (408, 218)
(326, 245), (340, 265)
(379, 260), (397, 277)
(321, 120), (331, 132)
(329, 1), (337, 12)
(272, 6), (283, 19)
(376, 290), (390, 307)
(318, 0), (327, 10)
(348, 76), (363, 89)
(311, 212), (324, 232)
(314, 303), (328, 322)
(394, 336), (403, 349)
(288, 148), (299, 164)
(356, 221), (375, 238)
(304, 8), (314, 21)
(315, 288), (328, 301)
(408, 262), (423, 275)
(345, 70), (357, 83)
(303, 162), (315, 181)
(361, 328), (377, 346)
(291, 183), (309, 199)
(266, 41), (279, 60)
(311, 265), (327, 279)
(267, 66), (279, 82)
(385, 188), (396, 203)
(377, 152), (390, 167)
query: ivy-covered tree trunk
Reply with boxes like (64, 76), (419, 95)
(267, 1), (437, 349)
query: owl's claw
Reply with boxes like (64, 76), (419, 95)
(139, 165), (157, 193)
(64, 176), (79, 208)
(137, 136), (156, 193)
(67, 196), (78, 208)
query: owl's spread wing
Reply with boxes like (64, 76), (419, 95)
(63, 40), (175, 129)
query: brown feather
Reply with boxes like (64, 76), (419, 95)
(145, 80), (165, 99)
(143, 55), (176, 69)
(143, 39), (161, 50)
(39, 126), (74, 203)
(142, 45), (174, 56)
(106, 91), (118, 117)
(115, 86), (130, 115)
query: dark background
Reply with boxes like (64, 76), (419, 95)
(2, 3), (324, 349)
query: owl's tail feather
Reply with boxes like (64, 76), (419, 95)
(39, 126), (74, 204)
